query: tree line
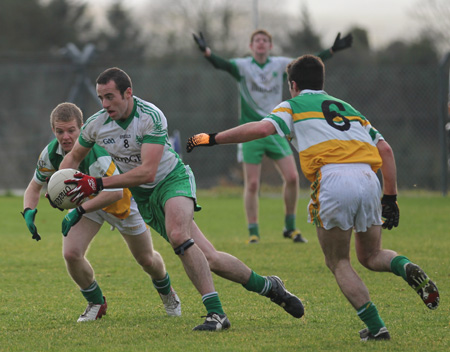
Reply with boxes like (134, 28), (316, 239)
(0, 0), (444, 66)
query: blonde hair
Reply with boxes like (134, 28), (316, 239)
(50, 102), (83, 129)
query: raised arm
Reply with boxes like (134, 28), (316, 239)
(193, 32), (239, 79)
(316, 32), (353, 62)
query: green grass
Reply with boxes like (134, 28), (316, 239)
(1, 190), (449, 351)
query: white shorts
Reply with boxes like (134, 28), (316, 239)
(81, 198), (148, 236)
(307, 163), (382, 232)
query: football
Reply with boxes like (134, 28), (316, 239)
(47, 168), (81, 210)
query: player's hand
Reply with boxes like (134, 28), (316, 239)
(62, 206), (85, 237)
(45, 192), (64, 211)
(186, 133), (217, 153)
(381, 194), (399, 230)
(331, 32), (353, 52)
(65, 172), (103, 204)
(21, 208), (41, 241)
(193, 32), (208, 52)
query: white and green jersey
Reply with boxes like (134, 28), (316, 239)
(206, 49), (332, 125)
(231, 56), (291, 123)
(79, 96), (180, 189)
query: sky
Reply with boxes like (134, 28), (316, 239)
(89, 0), (420, 50)
(285, 0), (419, 49)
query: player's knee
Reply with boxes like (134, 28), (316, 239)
(173, 239), (195, 255)
(63, 248), (84, 263)
(246, 179), (259, 193)
(204, 251), (221, 272)
(285, 171), (299, 185)
(134, 253), (155, 268)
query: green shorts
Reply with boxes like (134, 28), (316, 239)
(238, 134), (293, 164)
(129, 162), (201, 242)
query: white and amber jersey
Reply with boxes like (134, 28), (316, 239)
(79, 96), (180, 189)
(33, 138), (131, 219)
(264, 90), (384, 182)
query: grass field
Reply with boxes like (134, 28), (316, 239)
(1, 189), (449, 351)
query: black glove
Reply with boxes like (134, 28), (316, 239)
(331, 32), (353, 52)
(21, 208), (41, 241)
(186, 133), (217, 153)
(381, 194), (399, 230)
(45, 192), (64, 211)
(193, 32), (208, 52)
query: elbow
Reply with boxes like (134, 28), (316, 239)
(377, 140), (394, 159)
(260, 122), (276, 137)
(142, 173), (156, 184)
(112, 190), (124, 202)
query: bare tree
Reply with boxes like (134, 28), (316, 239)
(410, 0), (450, 54)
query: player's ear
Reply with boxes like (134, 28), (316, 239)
(125, 87), (133, 98)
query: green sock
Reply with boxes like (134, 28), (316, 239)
(242, 271), (271, 295)
(248, 223), (259, 237)
(152, 272), (171, 295)
(81, 280), (104, 304)
(357, 301), (385, 335)
(390, 255), (410, 280)
(285, 214), (296, 231)
(202, 292), (224, 315)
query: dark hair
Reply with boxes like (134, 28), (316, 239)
(286, 55), (325, 91)
(96, 67), (132, 96)
(50, 102), (83, 129)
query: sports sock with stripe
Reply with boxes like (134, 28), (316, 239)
(152, 272), (172, 295)
(81, 280), (104, 304)
(357, 301), (386, 335)
(202, 292), (225, 315)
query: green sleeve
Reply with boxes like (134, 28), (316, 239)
(206, 53), (240, 80)
(316, 48), (333, 62)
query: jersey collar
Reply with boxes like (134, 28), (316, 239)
(252, 56), (271, 69)
(114, 97), (138, 130)
(299, 89), (327, 96)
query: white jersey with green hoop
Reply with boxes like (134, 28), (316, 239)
(79, 96), (180, 189)
(231, 56), (292, 123)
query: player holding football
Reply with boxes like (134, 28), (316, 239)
(193, 29), (352, 243)
(59, 67), (305, 331)
(186, 55), (440, 340)
(22, 102), (181, 322)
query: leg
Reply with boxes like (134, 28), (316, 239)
(121, 228), (166, 280)
(122, 228), (181, 317)
(316, 226), (370, 309)
(243, 162), (261, 225)
(164, 196), (216, 296)
(354, 225), (397, 272)
(356, 226), (440, 309)
(63, 216), (101, 289)
(273, 155), (299, 217)
(64, 216), (107, 322)
(190, 221), (252, 283)
(191, 217), (304, 319)
(274, 155), (307, 242)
